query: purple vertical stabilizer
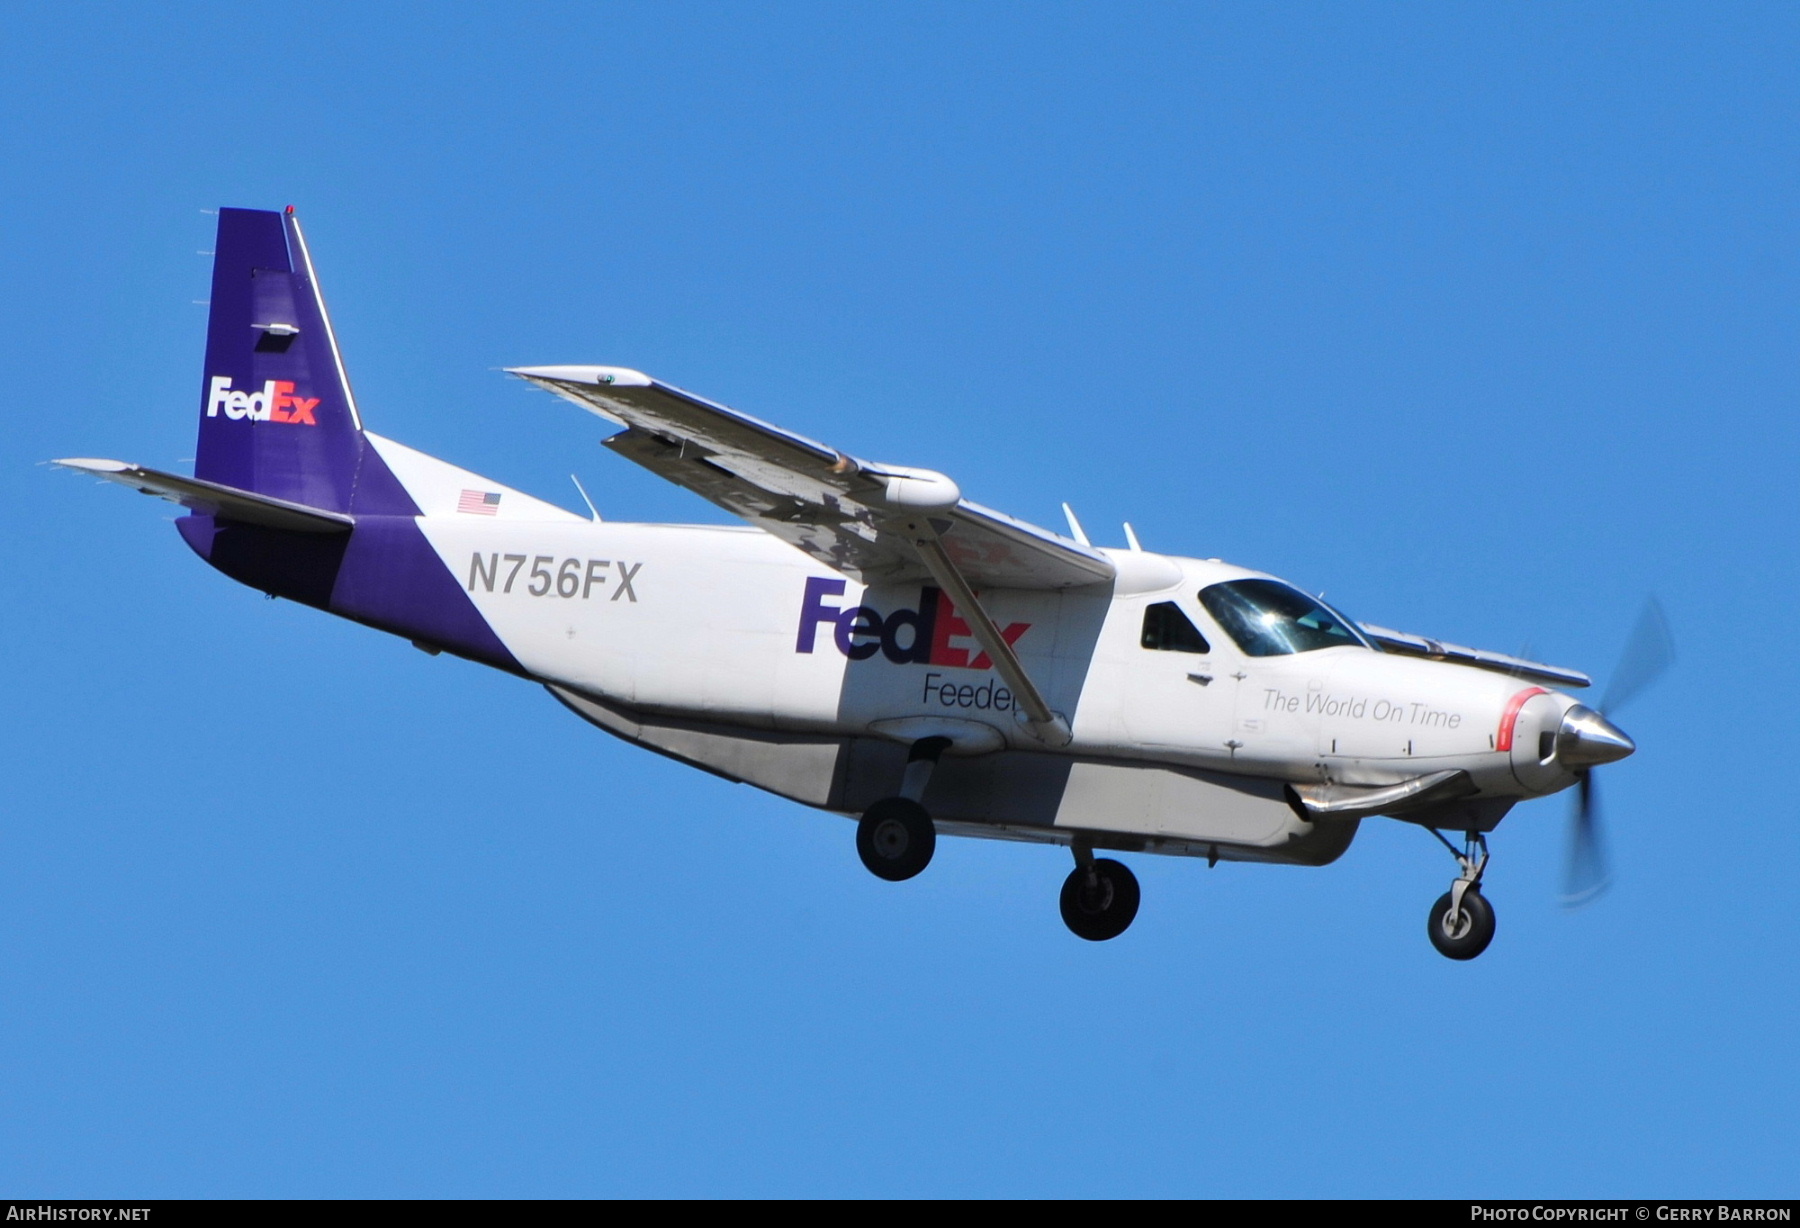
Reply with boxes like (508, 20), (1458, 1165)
(196, 208), (415, 516)
(183, 207), (519, 673)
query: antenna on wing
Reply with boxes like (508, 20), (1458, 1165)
(1061, 502), (1091, 546)
(570, 474), (601, 521)
(1123, 522), (1143, 552)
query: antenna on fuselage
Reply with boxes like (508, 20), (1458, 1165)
(1123, 522), (1143, 551)
(1061, 502), (1091, 546)
(570, 474), (601, 521)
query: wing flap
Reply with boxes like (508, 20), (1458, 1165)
(602, 427), (917, 578)
(54, 458), (354, 534)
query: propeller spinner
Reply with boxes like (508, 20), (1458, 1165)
(1560, 597), (1675, 907)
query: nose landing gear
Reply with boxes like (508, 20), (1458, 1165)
(1425, 829), (1497, 960)
(1059, 840), (1140, 941)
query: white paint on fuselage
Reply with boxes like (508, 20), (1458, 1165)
(366, 433), (584, 522)
(411, 513), (1579, 805)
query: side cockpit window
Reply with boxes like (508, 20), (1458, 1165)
(1197, 578), (1368, 657)
(1141, 601), (1211, 654)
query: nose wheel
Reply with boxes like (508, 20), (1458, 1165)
(1060, 841), (1140, 941)
(1425, 829), (1497, 960)
(1429, 887), (1496, 959)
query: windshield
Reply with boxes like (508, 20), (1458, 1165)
(1197, 579), (1369, 657)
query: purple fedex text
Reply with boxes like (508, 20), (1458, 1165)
(795, 576), (1028, 668)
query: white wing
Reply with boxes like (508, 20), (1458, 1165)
(509, 366), (1114, 591)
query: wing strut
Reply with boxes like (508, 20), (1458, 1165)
(906, 518), (1073, 748)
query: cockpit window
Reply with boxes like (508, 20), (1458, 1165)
(1141, 601), (1210, 653)
(1197, 579), (1369, 657)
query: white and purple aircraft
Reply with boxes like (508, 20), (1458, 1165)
(60, 207), (1671, 957)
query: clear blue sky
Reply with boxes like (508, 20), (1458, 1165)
(3, 1), (1794, 1197)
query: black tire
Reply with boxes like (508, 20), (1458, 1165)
(1059, 858), (1141, 941)
(1427, 887), (1497, 960)
(856, 798), (936, 882)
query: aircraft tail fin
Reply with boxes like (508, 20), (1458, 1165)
(195, 207), (412, 515)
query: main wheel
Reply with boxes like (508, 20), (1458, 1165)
(856, 798), (936, 881)
(1427, 887), (1497, 960)
(1059, 858), (1140, 941)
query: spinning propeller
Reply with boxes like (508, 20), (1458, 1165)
(1559, 597), (1676, 907)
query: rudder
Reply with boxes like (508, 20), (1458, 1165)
(196, 207), (406, 514)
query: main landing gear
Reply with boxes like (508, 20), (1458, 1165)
(1426, 829), (1497, 960)
(855, 740), (1141, 941)
(855, 737), (948, 882)
(1060, 840), (1140, 941)
(856, 797), (935, 881)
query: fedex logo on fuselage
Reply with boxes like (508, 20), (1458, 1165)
(795, 576), (1029, 668)
(205, 376), (320, 425)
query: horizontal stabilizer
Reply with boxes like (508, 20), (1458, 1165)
(1358, 623), (1590, 689)
(54, 458), (353, 534)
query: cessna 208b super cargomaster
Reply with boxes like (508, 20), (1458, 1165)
(60, 207), (1671, 958)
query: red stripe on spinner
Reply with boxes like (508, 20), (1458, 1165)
(1497, 686), (1549, 752)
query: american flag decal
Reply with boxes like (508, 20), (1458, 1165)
(457, 489), (502, 516)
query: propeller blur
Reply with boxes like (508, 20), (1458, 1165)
(1561, 597), (1677, 908)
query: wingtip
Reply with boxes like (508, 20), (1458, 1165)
(506, 364), (653, 388)
(52, 457), (133, 474)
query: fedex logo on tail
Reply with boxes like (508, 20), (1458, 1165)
(795, 577), (1028, 668)
(205, 376), (320, 425)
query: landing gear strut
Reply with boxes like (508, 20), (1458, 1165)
(1059, 840), (1140, 941)
(856, 737), (948, 882)
(1426, 829), (1497, 960)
